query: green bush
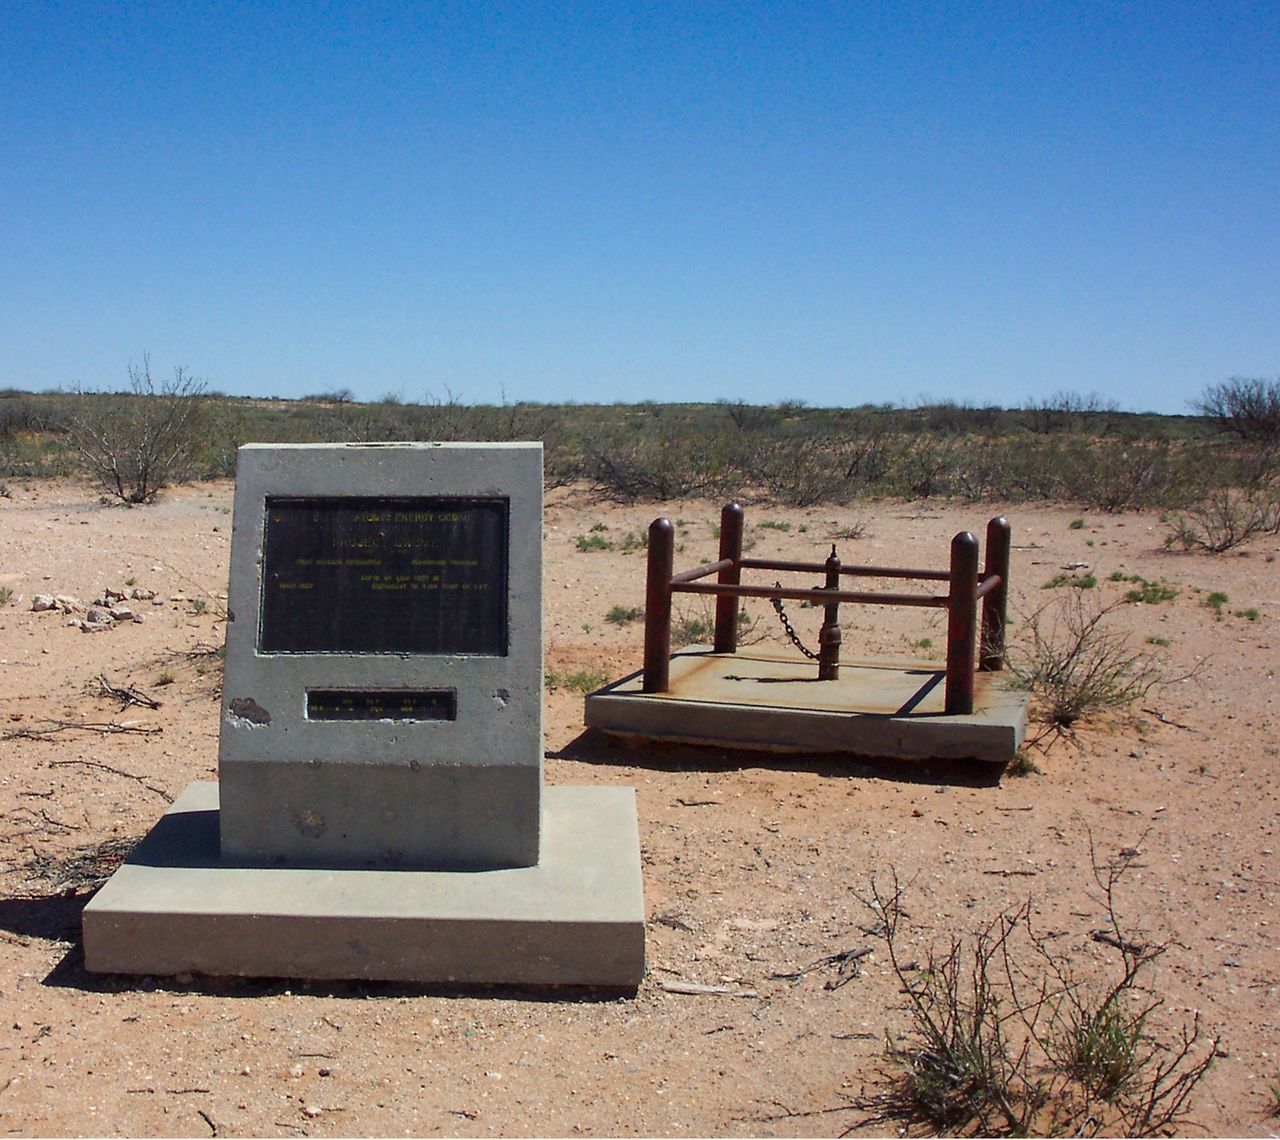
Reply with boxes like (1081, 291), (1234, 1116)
(544, 667), (609, 694)
(605, 604), (643, 624)
(1123, 578), (1178, 604)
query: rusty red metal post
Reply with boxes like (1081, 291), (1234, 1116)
(945, 531), (979, 715)
(980, 516), (1011, 672)
(713, 503), (744, 653)
(642, 517), (676, 693)
(817, 544), (842, 680)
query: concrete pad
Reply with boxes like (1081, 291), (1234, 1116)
(584, 646), (1028, 764)
(83, 783), (645, 988)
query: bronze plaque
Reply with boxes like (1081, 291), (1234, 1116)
(306, 689), (458, 721)
(259, 497), (508, 655)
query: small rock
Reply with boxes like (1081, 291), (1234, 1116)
(102, 587), (126, 602)
(109, 606), (136, 622)
(31, 595), (55, 612)
(129, 586), (156, 600)
(84, 607), (114, 625)
(288, 1063), (305, 1079)
(318, 1067), (332, 1078)
(54, 594), (83, 612)
(1130, 748), (1145, 759)
(303, 1105), (323, 1118)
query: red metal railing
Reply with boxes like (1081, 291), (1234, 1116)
(643, 504), (1011, 716)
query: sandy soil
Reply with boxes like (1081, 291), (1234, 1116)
(0, 477), (1276, 1137)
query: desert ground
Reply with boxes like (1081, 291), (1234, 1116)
(0, 477), (1276, 1137)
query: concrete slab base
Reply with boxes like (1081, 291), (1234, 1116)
(584, 646), (1028, 764)
(83, 783), (645, 988)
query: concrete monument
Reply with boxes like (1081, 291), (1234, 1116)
(83, 443), (645, 987)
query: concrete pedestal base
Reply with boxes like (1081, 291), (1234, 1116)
(83, 783), (645, 988)
(584, 647), (1028, 764)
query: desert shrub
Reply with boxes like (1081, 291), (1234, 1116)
(959, 434), (1068, 502)
(1204, 590), (1229, 618)
(1120, 576), (1178, 604)
(1042, 571), (1097, 590)
(543, 666), (608, 694)
(0, 394), (51, 440)
(319, 391), (469, 444)
(1195, 376), (1280, 446)
(671, 600), (714, 647)
(857, 858), (1217, 1136)
(719, 398), (775, 433)
(0, 433), (77, 478)
(1023, 389), (1119, 435)
(1006, 751), (1040, 777)
(752, 434), (857, 506)
(1163, 486), (1280, 553)
(837, 419), (901, 489)
(605, 604), (643, 624)
(0, 393), (74, 476)
(585, 428), (738, 502)
(190, 400), (255, 479)
(1009, 589), (1163, 730)
(1056, 438), (1191, 512)
(67, 357), (208, 503)
(904, 434), (969, 499)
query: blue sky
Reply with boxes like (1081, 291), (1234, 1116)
(3, 2), (1276, 413)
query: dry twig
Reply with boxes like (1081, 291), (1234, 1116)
(48, 758), (171, 800)
(97, 674), (162, 710)
(771, 947), (873, 988)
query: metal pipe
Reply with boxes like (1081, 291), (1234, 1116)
(980, 516), (1011, 672)
(817, 545), (841, 680)
(672, 558), (733, 584)
(675, 581), (947, 608)
(976, 573), (1002, 600)
(740, 557), (950, 582)
(713, 503), (744, 653)
(945, 531), (979, 715)
(642, 518), (675, 693)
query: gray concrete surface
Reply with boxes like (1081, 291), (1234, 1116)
(584, 645), (1028, 763)
(83, 782), (645, 987)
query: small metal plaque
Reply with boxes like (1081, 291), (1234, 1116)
(259, 496), (508, 655)
(306, 689), (457, 721)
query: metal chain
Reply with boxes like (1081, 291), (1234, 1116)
(770, 582), (819, 659)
